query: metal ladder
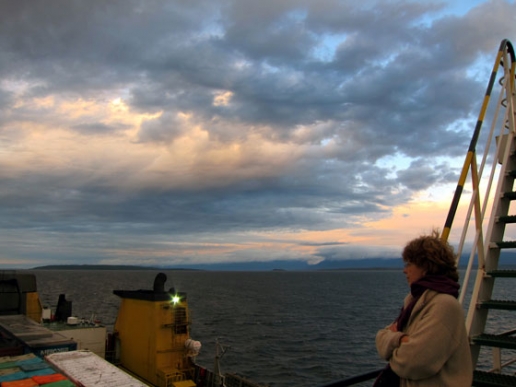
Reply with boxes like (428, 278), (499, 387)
(442, 39), (516, 387)
(467, 137), (516, 387)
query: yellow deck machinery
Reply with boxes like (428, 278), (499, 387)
(113, 273), (200, 387)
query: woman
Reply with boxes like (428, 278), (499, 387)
(375, 230), (472, 386)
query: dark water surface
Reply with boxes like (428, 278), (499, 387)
(25, 269), (514, 387)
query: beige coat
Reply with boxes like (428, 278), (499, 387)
(376, 289), (472, 387)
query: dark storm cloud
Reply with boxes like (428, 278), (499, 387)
(126, 0), (497, 159)
(0, 0), (497, 141)
(300, 241), (348, 247)
(0, 166), (392, 236)
(71, 122), (131, 135)
(396, 160), (456, 191)
(1, 0), (515, 266)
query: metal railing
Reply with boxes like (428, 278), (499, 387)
(318, 368), (381, 387)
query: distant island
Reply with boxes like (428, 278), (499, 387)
(31, 260), (401, 271)
(27, 252), (516, 271)
(31, 264), (197, 271)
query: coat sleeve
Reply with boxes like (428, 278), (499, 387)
(376, 327), (405, 360)
(389, 294), (464, 380)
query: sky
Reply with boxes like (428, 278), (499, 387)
(1, 0), (516, 269)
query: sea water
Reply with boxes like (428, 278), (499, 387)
(27, 269), (516, 387)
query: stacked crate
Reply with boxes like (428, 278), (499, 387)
(0, 353), (74, 387)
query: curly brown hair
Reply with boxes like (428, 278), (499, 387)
(402, 230), (459, 282)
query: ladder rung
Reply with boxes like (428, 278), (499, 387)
(490, 241), (516, 248)
(497, 215), (516, 224)
(487, 270), (516, 278)
(473, 333), (516, 349)
(502, 191), (516, 200)
(473, 370), (516, 387)
(479, 300), (516, 310)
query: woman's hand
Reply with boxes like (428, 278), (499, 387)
(388, 323), (409, 343)
(388, 322), (398, 332)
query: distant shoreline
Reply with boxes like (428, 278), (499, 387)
(29, 265), (397, 271)
(22, 253), (516, 271)
(31, 264), (199, 271)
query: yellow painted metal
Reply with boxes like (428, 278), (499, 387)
(25, 292), (42, 323)
(172, 381), (196, 387)
(441, 41), (508, 243)
(114, 295), (195, 387)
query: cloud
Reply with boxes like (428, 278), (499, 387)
(0, 0), (514, 267)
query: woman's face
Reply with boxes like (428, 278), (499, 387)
(403, 261), (426, 285)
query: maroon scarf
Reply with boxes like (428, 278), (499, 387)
(396, 274), (459, 331)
